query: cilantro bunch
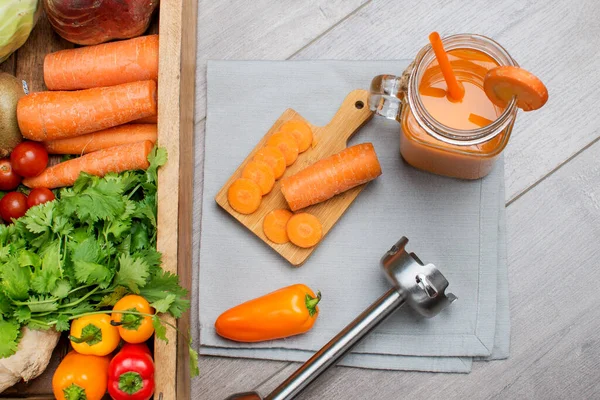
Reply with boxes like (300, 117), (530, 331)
(0, 148), (190, 359)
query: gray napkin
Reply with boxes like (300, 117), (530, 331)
(199, 61), (508, 372)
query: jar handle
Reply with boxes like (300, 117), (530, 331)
(369, 61), (415, 121)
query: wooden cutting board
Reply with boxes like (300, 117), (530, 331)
(215, 89), (374, 266)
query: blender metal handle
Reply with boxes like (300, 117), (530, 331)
(265, 288), (406, 400)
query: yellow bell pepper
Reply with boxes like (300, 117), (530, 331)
(69, 314), (120, 356)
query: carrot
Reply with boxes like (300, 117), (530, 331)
(17, 80), (157, 141)
(22, 141), (153, 189)
(227, 178), (262, 214)
(267, 132), (299, 166)
(44, 35), (159, 91)
(253, 146), (286, 179)
(286, 213), (322, 248)
(468, 113), (494, 128)
(281, 143), (382, 211)
(44, 124), (157, 155)
(242, 160), (275, 195)
(279, 120), (313, 153)
(484, 66), (548, 111)
(132, 115), (158, 124)
(263, 209), (293, 244)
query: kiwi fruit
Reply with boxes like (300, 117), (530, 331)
(0, 73), (25, 157)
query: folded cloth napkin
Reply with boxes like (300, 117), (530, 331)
(198, 61), (509, 372)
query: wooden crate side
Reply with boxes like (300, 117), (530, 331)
(176, 0), (198, 398)
(155, 0), (184, 399)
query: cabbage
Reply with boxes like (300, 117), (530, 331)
(0, 0), (40, 64)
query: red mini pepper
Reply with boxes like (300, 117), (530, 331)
(108, 343), (155, 400)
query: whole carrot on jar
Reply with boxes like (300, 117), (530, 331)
(215, 284), (321, 342)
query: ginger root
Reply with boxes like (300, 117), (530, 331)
(0, 328), (60, 393)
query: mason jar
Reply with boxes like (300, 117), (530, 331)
(369, 34), (518, 180)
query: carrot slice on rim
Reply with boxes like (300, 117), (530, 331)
(242, 160), (275, 195)
(267, 132), (299, 166)
(279, 120), (313, 153)
(227, 178), (262, 214)
(263, 209), (293, 244)
(253, 146), (286, 179)
(286, 213), (322, 248)
(484, 66), (548, 112)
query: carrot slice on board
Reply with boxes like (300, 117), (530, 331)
(280, 143), (382, 211)
(253, 146), (286, 179)
(287, 213), (322, 248)
(263, 209), (293, 244)
(279, 120), (313, 153)
(242, 160), (275, 195)
(484, 66), (548, 111)
(227, 178), (262, 214)
(266, 132), (299, 166)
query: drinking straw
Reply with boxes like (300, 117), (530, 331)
(428, 32), (465, 101)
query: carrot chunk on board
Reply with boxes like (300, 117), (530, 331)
(280, 143), (382, 211)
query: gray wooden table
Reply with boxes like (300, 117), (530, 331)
(191, 1), (600, 398)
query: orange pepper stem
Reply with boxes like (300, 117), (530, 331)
(305, 291), (321, 317)
(63, 383), (87, 400)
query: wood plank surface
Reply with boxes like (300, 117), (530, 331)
(192, 0), (600, 399)
(215, 90), (373, 266)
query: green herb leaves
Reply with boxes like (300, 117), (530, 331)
(0, 147), (190, 358)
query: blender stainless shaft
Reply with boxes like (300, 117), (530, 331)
(266, 288), (405, 400)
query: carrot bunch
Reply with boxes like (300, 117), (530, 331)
(16, 35), (160, 189)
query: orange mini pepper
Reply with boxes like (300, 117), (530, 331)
(215, 284), (321, 342)
(69, 314), (120, 356)
(111, 295), (155, 344)
(52, 351), (110, 400)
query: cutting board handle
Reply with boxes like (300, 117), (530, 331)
(324, 89), (374, 144)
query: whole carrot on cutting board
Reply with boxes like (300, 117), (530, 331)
(215, 284), (321, 342)
(23, 141), (153, 189)
(281, 143), (382, 211)
(17, 80), (157, 141)
(44, 124), (157, 154)
(44, 35), (159, 91)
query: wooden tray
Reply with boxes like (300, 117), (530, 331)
(0, 0), (197, 398)
(215, 89), (374, 266)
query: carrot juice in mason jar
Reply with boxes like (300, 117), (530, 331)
(369, 34), (519, 180)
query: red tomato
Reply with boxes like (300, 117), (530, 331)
(10, 142), (48, 178)
(27, 188), (55, 208)
(0, 159), (21, 191)
(0, 192), (28, 222)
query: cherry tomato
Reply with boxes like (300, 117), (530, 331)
(27, 188), (55, 208)
(0, 159), (21, 191)
(10, 142), (48, 178)
(0, 192), (28, 222)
